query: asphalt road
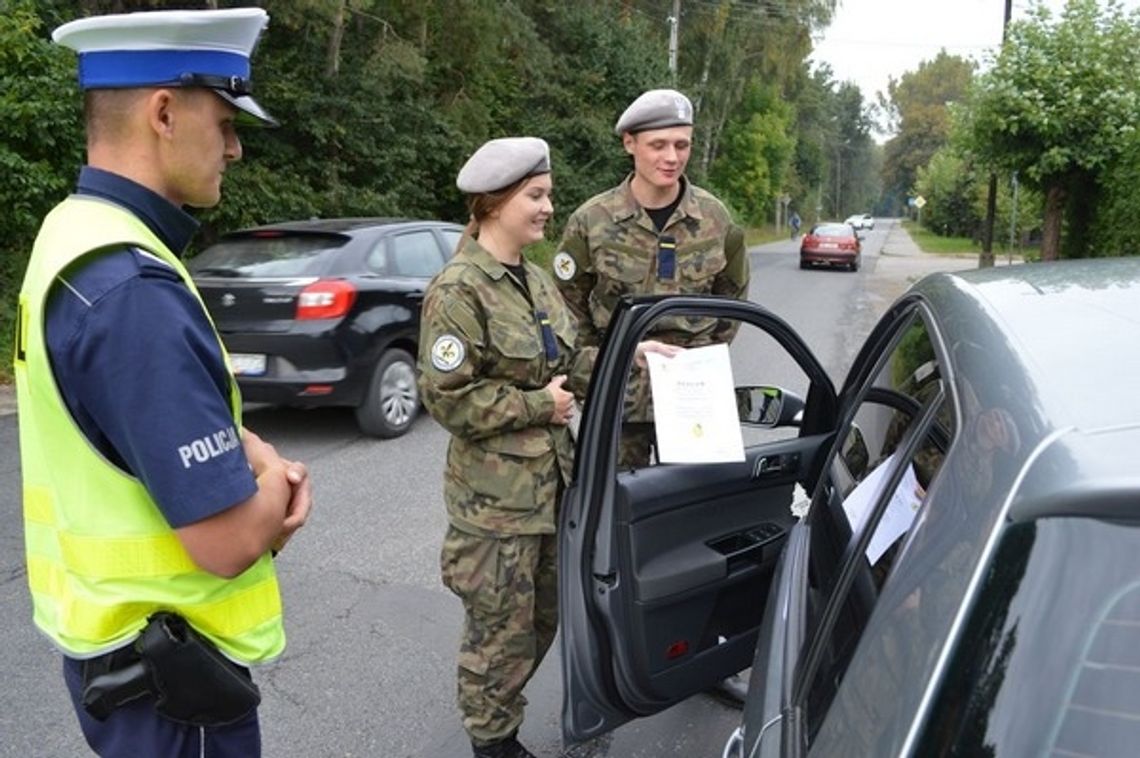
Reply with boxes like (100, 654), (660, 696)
(0, 220), (980, 757)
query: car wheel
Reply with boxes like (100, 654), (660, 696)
(800, 259), (809, 270)
(850, 257), (860, 272)
(355, 348), (418, 438)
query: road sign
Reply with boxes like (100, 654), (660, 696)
(914, 195), (927, 209)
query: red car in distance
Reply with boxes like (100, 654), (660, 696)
(800, 222), (862, 272)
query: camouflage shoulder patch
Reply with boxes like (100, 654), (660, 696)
(430, 334), (466, 372)
(552, 251), (577, 281)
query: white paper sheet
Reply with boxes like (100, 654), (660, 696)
(646, 344), (745, 464)
(840, 451), (923, 564)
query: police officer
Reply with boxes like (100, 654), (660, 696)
(553, 88), (751, 467)
(418, 138), (672, 758)
(14, 9), (311, 757)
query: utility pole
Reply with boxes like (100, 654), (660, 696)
(1008, 172), (1020, 265)
(981, 0), (1013, 268)
(668, 0), (680, 84)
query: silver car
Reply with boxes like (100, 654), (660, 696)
(559, 259), (1140, 756)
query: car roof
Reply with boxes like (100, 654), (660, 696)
(226, 217), (462, 235)
(913, 258), (1140, 519)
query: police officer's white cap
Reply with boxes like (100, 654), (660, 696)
(456, 137), (551, 194)
(53, 8), (277, 126)
(615, 89), (694, 135)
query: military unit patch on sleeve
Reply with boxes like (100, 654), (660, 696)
(431, 334), (466, 372)
(553, 251), (577, 281)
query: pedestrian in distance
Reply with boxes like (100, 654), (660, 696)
(790, 210), (802, 239)
(13, 9), (311, 757)
(552, 88), (751, 468)
(417, 137), (675, 758)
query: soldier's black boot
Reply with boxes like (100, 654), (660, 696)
(470, 733), (536, 758)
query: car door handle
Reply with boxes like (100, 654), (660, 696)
(752, 452), (800, 479)
(721, 727), (743, 758)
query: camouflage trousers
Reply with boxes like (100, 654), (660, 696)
(619, 422), (656, 469)
(440, 525), (558, 746)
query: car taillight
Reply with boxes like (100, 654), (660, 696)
(296, 279), (357, 320)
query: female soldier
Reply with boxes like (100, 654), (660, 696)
(418, 137), (671, 758)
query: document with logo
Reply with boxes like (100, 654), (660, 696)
(646, 343), (745, 464)
(840, 452), (922, 564)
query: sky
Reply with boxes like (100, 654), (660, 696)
(810, 0), (1140, 137)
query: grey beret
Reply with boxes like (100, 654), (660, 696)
(614, 89), (694, 135)
(456, 137), (551, 194)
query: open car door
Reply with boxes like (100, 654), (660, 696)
(559, 295), (840, 744)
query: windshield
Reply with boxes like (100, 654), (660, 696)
(189, 233), (349, 278)
(814, 224), (855, 238)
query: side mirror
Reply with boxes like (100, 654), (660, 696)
(735, 386), (805, 428)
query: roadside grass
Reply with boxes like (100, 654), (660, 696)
(746, 225), (788, 247)
(903, 220), (1035, 260)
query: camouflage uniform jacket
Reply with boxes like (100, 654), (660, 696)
(553, 174), (750, 349)
(418, 237), (597, 536)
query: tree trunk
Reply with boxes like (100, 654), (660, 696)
(979, 173), (997, 268)
(325, 0), (347, 80)
(1041, 182), (1066, 262)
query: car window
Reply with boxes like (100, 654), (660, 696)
(813, 224), (855, 238)
(615, 317), (813, 468)
(800, 310), (956, 741)
(440, 229), (462, 257)
(919, 518), (1140, 757)
(189, 233), (347, 278)
(388, 230), (446, 278)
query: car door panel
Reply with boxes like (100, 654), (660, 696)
(610, 437), (827, 687)
(622, 437), (824, 604)
(561, 296), (838, 744)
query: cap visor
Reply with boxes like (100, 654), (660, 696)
(214, 90), (278, 127)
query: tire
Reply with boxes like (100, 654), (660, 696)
(355, 348), (418, 438)
(800, 259), (810, 270)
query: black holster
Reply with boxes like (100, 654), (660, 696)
(81, 612), (261, 726)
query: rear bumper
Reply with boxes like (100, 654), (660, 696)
(800, 250), (857, 266)
(222, 331), (370, 408)
(236, 370), (363, 407)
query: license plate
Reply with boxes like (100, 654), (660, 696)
(820, 243), (839, 250)
(230, 353), (267, 376)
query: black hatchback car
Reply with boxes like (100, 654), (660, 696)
(189, 218), (463, 437)
(559, 259), (1140, 756)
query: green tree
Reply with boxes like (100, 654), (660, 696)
(915, 147), (982, 237)
(708, 82), (796, 225)
(960, 0), (1140, 260)
(828, 81), (877, 219)
(1091, 129), (1140, 256)
(880, 51), (974, 214)
(1, 0), (838, 380)
(678, 0), (836, 185)
(0, 1), (84, 378)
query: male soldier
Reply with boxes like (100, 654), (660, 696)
(14, 9), (310, 756)
(553, 88), (750, 467)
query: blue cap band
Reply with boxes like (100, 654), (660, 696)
(77, 49), (249, 90)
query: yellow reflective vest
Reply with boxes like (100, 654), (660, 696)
(14, 195), (285, 663)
